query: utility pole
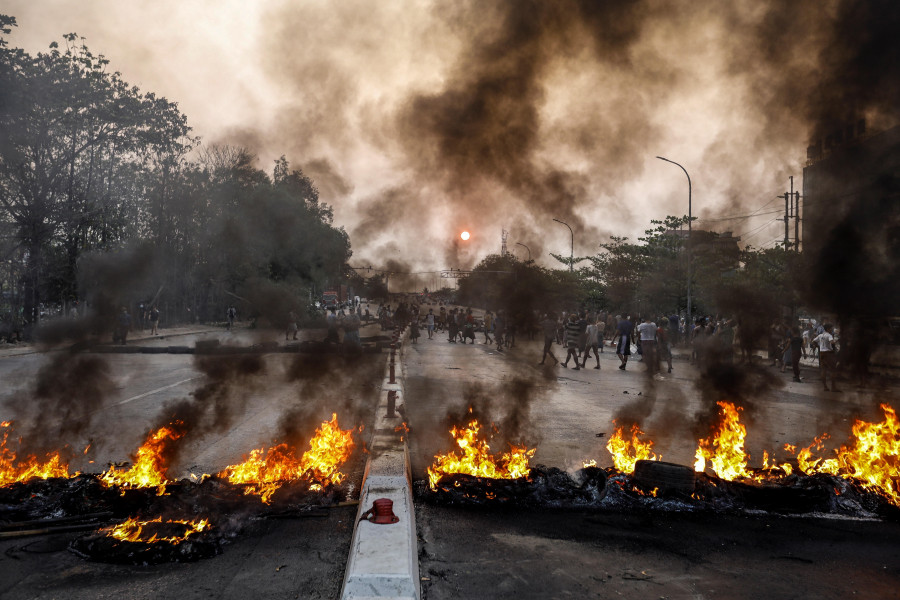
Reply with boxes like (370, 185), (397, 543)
(784, 184), (791, 250)
(794, 190), (801, 253)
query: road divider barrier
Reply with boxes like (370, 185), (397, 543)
(341, 322), (419, 600)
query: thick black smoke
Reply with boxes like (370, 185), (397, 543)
(137, 353), (268, 470)
(277, 353), (384, 449)
(396, 1), (655, 253)
(2, 351), (115, 458)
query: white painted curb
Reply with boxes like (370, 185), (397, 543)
(340, 327), (419, 600)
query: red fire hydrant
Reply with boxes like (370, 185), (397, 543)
(359, 498), (399, 524)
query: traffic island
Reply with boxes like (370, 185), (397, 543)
(341, 325), (419, 600)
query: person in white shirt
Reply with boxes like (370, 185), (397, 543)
(581, 319), (601, 369)
(636, 316), (658, 375)
(425, 309), (436, 339)
(814, 323), (840, 392)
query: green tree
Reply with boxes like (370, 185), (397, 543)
(0, 22), (192, 327)
(457, 253), (583, 332)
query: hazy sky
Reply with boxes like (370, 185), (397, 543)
(5, 0), (895, 273)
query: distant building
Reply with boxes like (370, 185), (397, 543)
(802, 124), (900, 258)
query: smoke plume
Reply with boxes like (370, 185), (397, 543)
(2, 351), (115, 457)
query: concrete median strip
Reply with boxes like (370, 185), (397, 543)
(341, 328), (420, 600)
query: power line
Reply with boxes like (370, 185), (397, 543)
(698, 194), (821, 224)
(759, 236), (786, 249)
(699, 207), (784, 222)
(736, 217), (779, 242)
(698, 195), (782, 222)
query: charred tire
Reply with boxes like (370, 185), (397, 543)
(632, 460), (696, 495)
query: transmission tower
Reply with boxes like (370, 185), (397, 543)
(501, 229), (509, 256)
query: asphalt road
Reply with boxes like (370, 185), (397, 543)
(0, 324), (383, 600)
(2, 319), (899, 599)
(403, 325), (900, 600)
(416, 505), (900, 600)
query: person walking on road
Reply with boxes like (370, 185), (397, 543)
(482, 310), (494, 345)
(814, 324), (840, 391)
(615, 314), (634, 370)
(494, 311), (506, 352)
(447, 308), (459, 343)
(463, 308), (477, 344)
(538, 313), (560, 366)
(636, 316), (658, 375)
(226, 306), (236, 331)
(581, 317), (601, 369)
(149, 305), (160, 335)
(562, 313), (582, 369)
(410, 317), (420, 344)
(425, 309), (435, 339)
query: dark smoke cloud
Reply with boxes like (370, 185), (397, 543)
(352, 188), (417, 250)
(31, 242), (158, 346)
(396, 1), (656, 249)
(690, 363), (782, 440)
(438, 378), (542, 451)
(276, 353), (384, 450)
(2, 351), (115, 457)
(141, 353), (267, 470)
(807, 0), (900, 140)
(302, 157), (354, 202)
(5, 1), (897, 268)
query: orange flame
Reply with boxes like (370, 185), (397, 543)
(1, 421), (72, 486)
(606, 422), (659, 474)
(220, 413), (355, 503)
(791, 404), (900, 505)
(100, 424), (183, 493)
(426, 418), (535, 490)
(759, 450), (793, 477)
(104, 516), (210, 544)
(694, 401), (754, 481)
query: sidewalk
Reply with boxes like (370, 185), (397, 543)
(0, 324), (223, 359)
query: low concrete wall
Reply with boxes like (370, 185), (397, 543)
(340, 325), (419, 600)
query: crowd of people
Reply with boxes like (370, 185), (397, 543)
(217, 297), (849, 390)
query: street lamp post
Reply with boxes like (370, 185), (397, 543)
(656, 156), (692, 328)
(515, 242), (531, 261)
(552, 218), (574, 272)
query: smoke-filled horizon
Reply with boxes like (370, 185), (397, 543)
(5, 0), (898, 271)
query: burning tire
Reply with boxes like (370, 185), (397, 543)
(632, 460), (695, 496)
(70, 517), (221, 564)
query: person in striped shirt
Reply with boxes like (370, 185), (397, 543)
(562, 313), (583, 370)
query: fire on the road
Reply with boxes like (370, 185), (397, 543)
(219, 413), (356, 503)
(103, 516), (210, 544)
(427, 417), (535, 490)
(100, 423), (184, 493)
(684, 400), (900, 507)
(1, 421), (71, 485)
(694, 401), (753, 481)
(606, 422), (660, 474)
(793, 403), (900, 505)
